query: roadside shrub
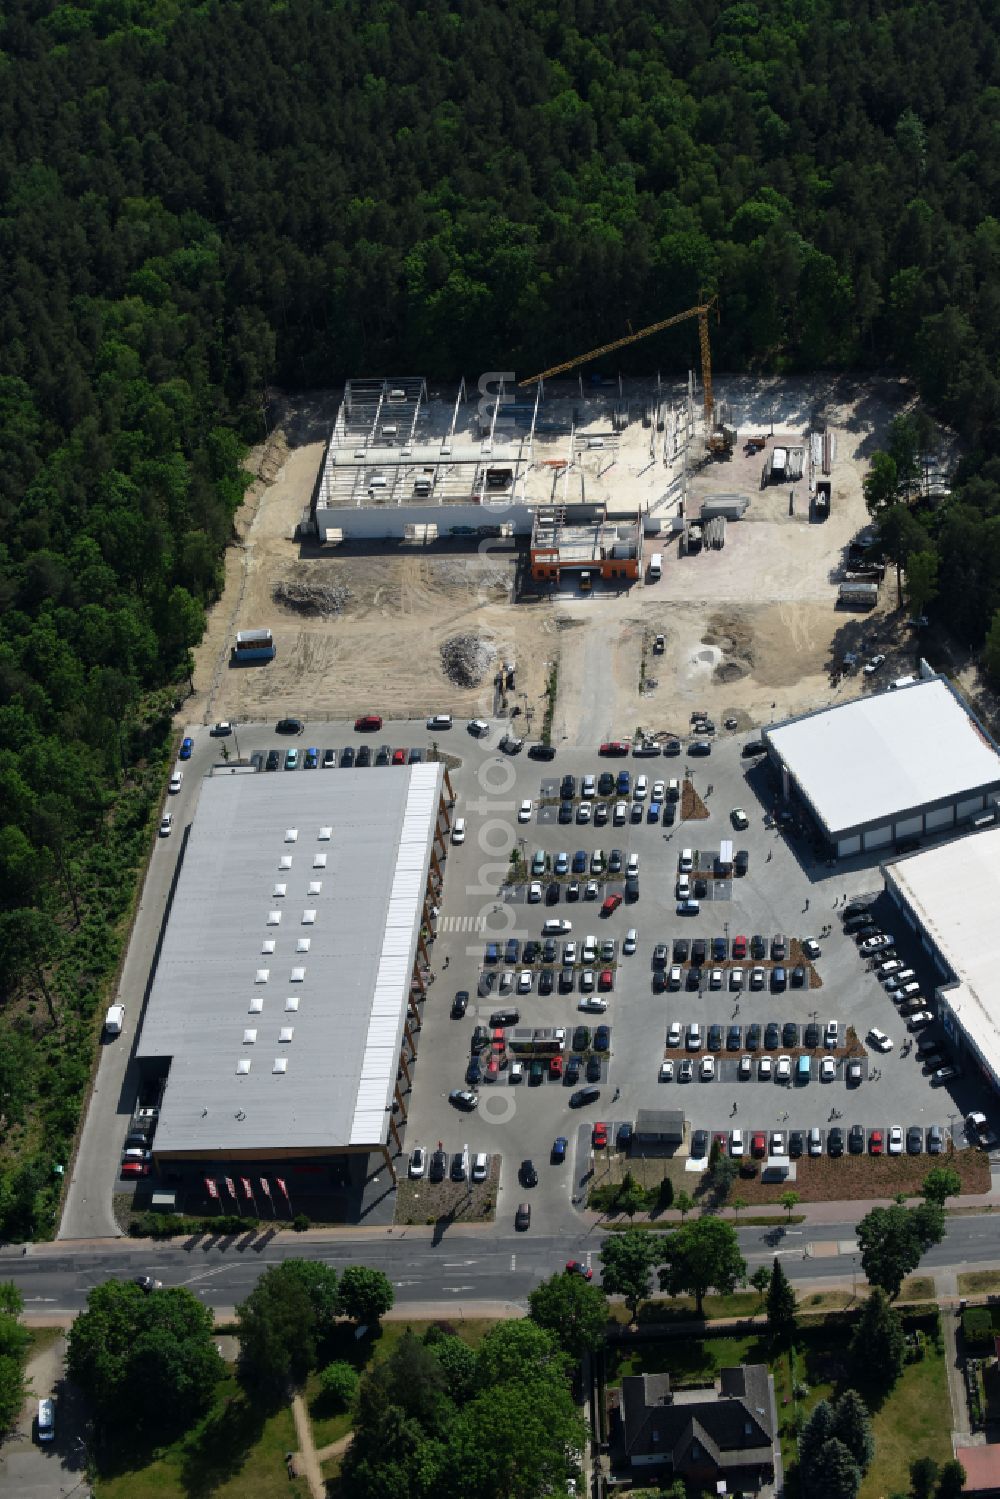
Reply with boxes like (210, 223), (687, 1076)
(292, 1213), (311, 1232)
(962, 1307), (993, 1345)
(319, 1360), (359, 1410)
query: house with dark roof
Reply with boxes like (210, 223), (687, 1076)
(615, 1365), (779, 1492)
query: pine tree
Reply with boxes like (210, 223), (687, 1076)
(797, 1399), (835, 1487)
(766, 1256), (796, 1346)
(818, 1437), (862, 1499)
(831, 1389), (875, 1473)
(850, 1289), (906, 1390)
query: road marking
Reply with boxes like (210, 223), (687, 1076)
(23, 1296), (56, 1303)
(585, 1252), (592, 1272)
(443, 1260), (478, 1267)
(439, 915), (488, 932)
(442, 1285), (475, 1292)
(510, 1254), (516, 1271)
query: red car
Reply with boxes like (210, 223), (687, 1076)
(566, 1259), (593, 1280)
(120, 1161), (151, 1179)
(354, 714), (382, 732)
(601, 893), (623, 916)
(599, 741), (631, 757)
(549, 1055), (564, 1079)
(392, 748), (407, 764)
(732, 934), (748, 959)
(485, 1056), (500, 1083)
(592, 1122), (608, 1149)
(713, 1131), (728, 1152)
(751, 1132), (767, 1159)
(869, 1129), (884, 1155)
(598, 969), (613, 991)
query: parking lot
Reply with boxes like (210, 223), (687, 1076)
(404, 722), (998, 1231)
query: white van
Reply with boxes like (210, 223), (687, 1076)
(104, 1003), (125, 1037)
(648, 552), (662, 581)
(451, 817), (466, 845)
(37, 1398), (55, 1443)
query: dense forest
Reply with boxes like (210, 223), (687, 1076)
(2, 0), (1000, 1236)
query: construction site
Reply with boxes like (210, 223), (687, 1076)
(189, 301), (943, 741)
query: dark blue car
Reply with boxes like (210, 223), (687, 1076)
(551, 1136), (567, 1163)
(179, 736), (193, 760)
(572, 850), (587, 874)
(593, 1025), (611, 1052)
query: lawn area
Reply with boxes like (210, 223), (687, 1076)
(958, 1269), (1000, 1296)
(95, 1318), (499, 1499)
(607, 1333), (762, 1388)
(859, 1339), (952, 1499)
(94, 1373), (308, 1499)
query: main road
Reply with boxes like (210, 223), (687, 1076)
(9, 1213), (1000, 1319)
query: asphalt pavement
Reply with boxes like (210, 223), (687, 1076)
(13, 1209), (1000, 1321)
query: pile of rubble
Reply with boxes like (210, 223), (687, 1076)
(272, 580), (351, 616)
(440, 633), (496, 688)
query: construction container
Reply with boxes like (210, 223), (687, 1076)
(700, 494), (750, 521)
(837, 583), (879, 610)
(232, 629), (275, 662)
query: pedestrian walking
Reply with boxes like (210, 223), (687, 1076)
(804, 897), (810, 911)
(766, 850), (773, 863)
(443, 954), (450, 969)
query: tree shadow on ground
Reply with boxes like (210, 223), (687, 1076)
(179, 1392), (268, 1499)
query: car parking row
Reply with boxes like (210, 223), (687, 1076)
(663, 1018), (843, 1053)
(661, 934), (819, 963)
(690, 1122), (948, 1161)
(483, 935), (623, 966)
(477, 967), (614, 1000)
(652, 964), (811, 993)
(258, 742), (427, 771)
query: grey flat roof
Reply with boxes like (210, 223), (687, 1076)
(884, 828), (1000, 1083)
(765, 679), (1000, 835)
(137, 763), (442, 1156)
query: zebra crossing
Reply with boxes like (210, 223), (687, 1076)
(438, 913), (489, 933)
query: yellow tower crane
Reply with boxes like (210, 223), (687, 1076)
(519, 296), (719, 424)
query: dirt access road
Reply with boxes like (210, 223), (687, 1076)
(189, 375), (924, 742)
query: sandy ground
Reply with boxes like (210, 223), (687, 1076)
(189, 375), (929, 739)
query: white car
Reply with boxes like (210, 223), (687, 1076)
(887, 1125), (903, 1155)
(582, 775), (596, 798)
(667, 778), (680, 800)
(451, 817), (466, 844)
(633, 776), (648, 800)
(613, 801), (628, 824)
(820, 1056), (836, 1081)
(668, 966), (682, 990)
(623, 928), (637, 955)
(776, 1054), (792, 1082)
(750, 967), (765, 989)
(543, 918), (572, 934)
(467, 718), (490, 736)
(159, 813), (173, 836)
(500, 971), (514, 993)
(885, 969), (916, 991)
(517, 970), (533, 993)
(808, 1127), (823, 1156)
(907, 1010), (933, 1030)
(590, 850), (604, 874)
(210, 721), (233, 736)
(860, 933), (894, 953)
(408, 1146), (426, 1178)
(579, 996), (608, 1013)
(652, 781), (665, 801)
(729, 1129), (744, 1156)
(518, 799), (533, 822)
(168, 770), (183, 793)
(527, 881), (542, 902)
(686, 1023), (702, 1050)
(427, 714), (453, 729)
(577, 801), (592, 824)
(879, 958), (903, 979)
(509, 1061), (524, 1083)
(659, 1059), (674, 1082)
(582, 935), (597, 962)
(677, 899), (700, 915)
(758, 1055), (773, 1080)
(868, 1027), (893, 1052)
(709, 969), (723, 989)
(676, 875), (691, 899)
(679, 848), (694, 872)
(698, 1055), (714, 1081)
(563, 942), (577, 963)
(730, 967), (744, 990)
(731, 807), (749, 829)
(584, 880), (599, 900)
(626, 853), (639, 877)
(580, 969), (596, 993)
(803, 938), (821, 959)
(667, 1021), (682, 1047)
(471, 1152), (489, 1182)
(863, 654), (886, 675)
(824, 1020), (839, 1048)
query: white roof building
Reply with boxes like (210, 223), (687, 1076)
(764, 679), (1000, 858)
(884, 826), (1000, 1087)
(136, 762), (443, 1161)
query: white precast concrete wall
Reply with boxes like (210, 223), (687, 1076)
(315, 500), (534, 540)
